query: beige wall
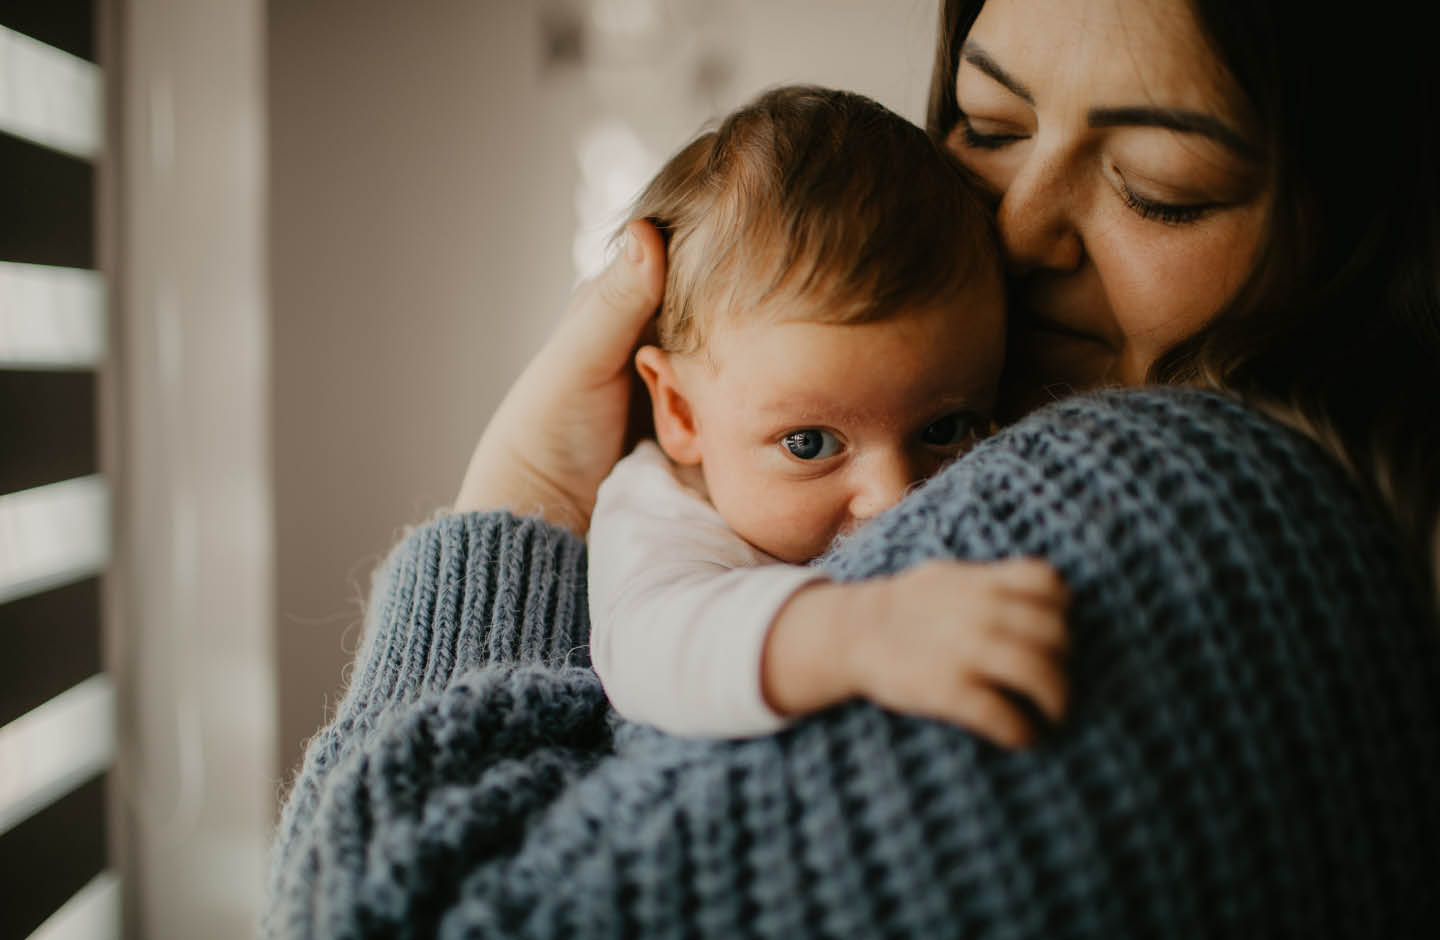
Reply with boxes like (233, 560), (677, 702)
(268, 0), (937, 791)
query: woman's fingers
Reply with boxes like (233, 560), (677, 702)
(453, 220), (668, 528)
(555, 218), (667, 381)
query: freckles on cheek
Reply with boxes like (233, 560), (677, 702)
(1108, 236), (1229, 354)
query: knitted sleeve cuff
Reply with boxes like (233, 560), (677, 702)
(339, 510), (591, 720)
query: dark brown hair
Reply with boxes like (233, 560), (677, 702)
(929, 0), (1440, 600)
(625, 84), (998, 355)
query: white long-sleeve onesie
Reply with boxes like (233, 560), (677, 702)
(587, 441), (827, 737)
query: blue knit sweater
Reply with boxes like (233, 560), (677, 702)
(265, 388), (1440, 938)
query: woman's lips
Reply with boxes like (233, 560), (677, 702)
(1007, 269), (1117, 350)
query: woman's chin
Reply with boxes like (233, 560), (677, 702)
(998, 329), (1115, 421)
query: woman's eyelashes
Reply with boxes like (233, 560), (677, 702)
(1116, 182), (1215, 225)
(955, 111), (1026, 150)
(782, 428), (842, 461)
(954, 112), (1221, 227)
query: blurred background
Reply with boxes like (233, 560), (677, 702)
(1, 0), (937, 936)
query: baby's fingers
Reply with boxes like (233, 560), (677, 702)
(939, 685), (1039, 750)
(991, 557), (1070, 607)
(969, 637), (1069, 724)
(989, 601), (1069, 652)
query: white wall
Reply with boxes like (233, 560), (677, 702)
(268, 0), (939, 796)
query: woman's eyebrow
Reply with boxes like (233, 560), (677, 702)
(1089, 107), (1260, 159)
(960, 42), (1034, 105)
(961, 41), (1259, 161)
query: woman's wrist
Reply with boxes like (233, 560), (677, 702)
(452, 220), (666, 536)
(454, 428), (591, 534)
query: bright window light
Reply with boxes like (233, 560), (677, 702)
(0, 262), (106, 369)
(25, 871), (121, 940)
(0, 24), (103, 160)
(0, 475), (110, 607)
(0, 675), (115, 836)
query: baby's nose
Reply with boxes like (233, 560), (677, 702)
(849, 453), (918, 521)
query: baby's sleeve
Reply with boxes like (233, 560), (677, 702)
(587, 442), (826, 738)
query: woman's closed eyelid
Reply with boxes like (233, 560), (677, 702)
(1111, 168), (1220, 225)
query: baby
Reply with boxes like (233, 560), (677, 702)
(588, 86), (1068, 743)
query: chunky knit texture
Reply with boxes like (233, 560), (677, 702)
(266, 388), (1440, 939)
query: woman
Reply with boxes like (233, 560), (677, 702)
(266, 1), (1440, 936)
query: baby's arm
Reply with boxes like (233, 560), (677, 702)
(591, 443), (1069, 745)
(588, 443), (826, 737)
(762, 560), (1070, 747)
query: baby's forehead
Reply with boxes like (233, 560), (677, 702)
(701, 299), (1001, 388)
(699, 267), (1000, 350)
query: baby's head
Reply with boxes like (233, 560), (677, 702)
(629, 85), (1005, 563)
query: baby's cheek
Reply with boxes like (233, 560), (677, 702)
(726, 487), (843, 565)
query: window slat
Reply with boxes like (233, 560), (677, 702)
(0, 475), (109, 610)
(25, 871), (121, 940)
(0, 674), (114, 837)
(0, 24), (102, 159)
(0, 261), (106, 369)
(0, 775), (107, 939)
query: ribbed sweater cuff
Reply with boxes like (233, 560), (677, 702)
(341, 510), (591, 718)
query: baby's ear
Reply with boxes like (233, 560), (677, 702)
(634, 345), (702, 465)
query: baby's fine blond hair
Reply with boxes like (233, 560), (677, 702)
(622, 85), (1000, 356)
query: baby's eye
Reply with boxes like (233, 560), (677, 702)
(782, 429), (842, 460)
(920, 412), (980, 448)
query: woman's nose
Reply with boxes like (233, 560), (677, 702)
(994, 144), (1084, 275)
(849, 453), (918, 522)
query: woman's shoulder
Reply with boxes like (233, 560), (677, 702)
(809, 385), (1440, 936)
(828, 385), (1426, 616)
(995, 384), (1342, 490)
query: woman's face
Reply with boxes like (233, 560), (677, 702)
(946, 0), (1271, 407)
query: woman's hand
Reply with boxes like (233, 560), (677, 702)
(455, 220), (667, 533)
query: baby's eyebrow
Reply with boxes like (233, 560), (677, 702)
(754, 396), (847, 421)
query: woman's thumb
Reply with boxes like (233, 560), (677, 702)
(604, 219), (666, 318)
(561, 218), (666, 361)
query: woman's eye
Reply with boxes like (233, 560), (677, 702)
(955, 112), (1025, 151)
(920, 412), (980, 448)
(1115, 173), (1217, 226)
(782, 429), (842, 461)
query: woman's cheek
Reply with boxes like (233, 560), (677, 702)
(1098, 219), (1256, 381)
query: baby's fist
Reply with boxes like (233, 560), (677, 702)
(847, 558), (1070, 748)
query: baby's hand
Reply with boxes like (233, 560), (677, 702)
(845, 559), (1069, 748)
